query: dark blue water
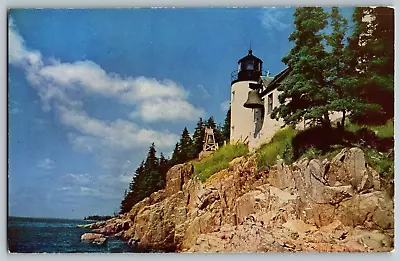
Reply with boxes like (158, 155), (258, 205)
(7, 216), (133, 253)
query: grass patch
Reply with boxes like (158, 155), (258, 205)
(324, 146), (346, 160)
(300, 147), (323, 160)
(256, 126), (298, 171)
(364, 148), (394, 178)
(193, 143), (249, 182)
(301, 145), (346, 161)
(345, 118), (394, 138)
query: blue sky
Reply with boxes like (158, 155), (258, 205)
(8, 7), (354, 219)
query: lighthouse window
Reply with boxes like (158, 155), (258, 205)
(246, 61), (254, 70)
(268, 93), (273, 113)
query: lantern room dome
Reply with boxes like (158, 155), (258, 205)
(238, 49), (263, 67)
(231, 49), (265, 85)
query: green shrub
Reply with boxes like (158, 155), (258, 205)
(256, 126), (297, 171)
(301, 147), (323, 160)
(364, 148), (394, 178)
(193, 142), (249, 182)
(345, 118), (394, 138)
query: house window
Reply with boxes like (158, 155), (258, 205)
(268, 93), (273, 113)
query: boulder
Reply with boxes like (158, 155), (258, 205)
(325, 148), (377, 192)
(235, 188), (270, 225)
(93, 237), (107, 245)
(335, 191), (394, 229)
(165, 163), (194, 197)
(77, 223), (94, 229)
(81, 233), (107, 245)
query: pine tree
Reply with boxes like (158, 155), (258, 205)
(170, 142), (180, 165)
(192, 118), (205, 156)
(324, 7), (357, 128)
(205, 116), (217, 129)
(221, 107), (231, 142)
(343, 7), (394, 124)
(178, 127), (194, 162)
(271, 7), (332, 128)
(120, 161), (145, 214)
(159, 152), (171, 186)
(144, 143), (159, 173)
(215, 123), (224, 146)
(143, 143), (162, 192)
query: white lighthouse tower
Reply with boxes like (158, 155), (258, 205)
(230, 49), (264, 143)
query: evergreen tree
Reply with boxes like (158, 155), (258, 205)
(343, 7), (394, 124)
(143, 143), (162, 192)
(271, 7), (332, 128)
(325, 7), (355, 128)
(170, 142), (180, 165)
(215, 123), (224, 146)
(120, 161), (145, 214)
(221, 107), (231, 142)
(192, 118), (205, 156)
(144, 143), (159, 173)
(120, 143), (167, 214)
(178, 127), (194, 162)
(158, 152), (171, 186)
(205, 116), (217, 129)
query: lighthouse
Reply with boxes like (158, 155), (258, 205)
(229, 49), (290, 150)
(230, 49), (265, 144)
(229, 49), (341, 150)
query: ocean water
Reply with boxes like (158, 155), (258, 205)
(7, 216), (134, 253)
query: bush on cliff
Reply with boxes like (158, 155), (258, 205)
(345, 118), (394, 139)
(256, 126), (297, 171)
(298, 118), (394, 178)
(194, 142), (248, 182)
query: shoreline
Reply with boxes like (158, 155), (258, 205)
(76, 149), (394, 253)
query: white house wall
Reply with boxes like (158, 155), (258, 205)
(246, 88), (344, 151)
(248, 88), (284, 150)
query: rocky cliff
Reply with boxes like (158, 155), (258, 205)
(81, 147), (394, 252)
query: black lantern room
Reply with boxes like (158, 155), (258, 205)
(231, 49), (263, 85)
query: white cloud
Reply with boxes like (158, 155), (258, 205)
(8, 20), (188, 163)
(261, 8), (292, 31)
(36, 61), (202, 121)
(37, 61), (188, 102)
(8, 19), (203, 124)
(196, 84), (210, 98)
(59, 107), (179, 150)
(8, 18), (42, 68)
(9, 101), (22, 115)
(80, 186), (100, 195)
(130, 97), (205, 122)
(37, 158), (55, 170)
(63, 173), (92, 186)
(220, 100), (231, 112)
(9, 17), (198, 205)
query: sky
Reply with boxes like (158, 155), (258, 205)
(8, 7), (354, 219)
